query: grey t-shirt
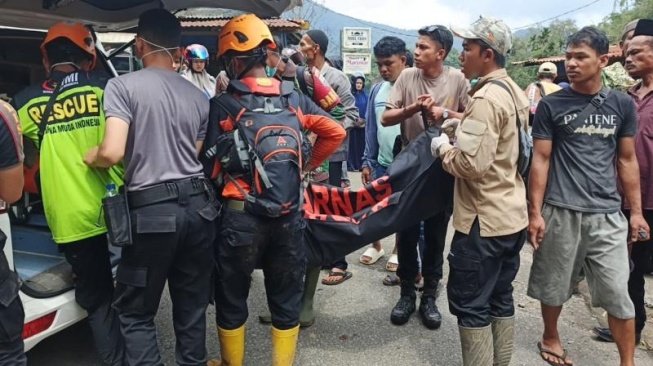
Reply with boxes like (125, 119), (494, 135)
(532, 87), (638, 213)
(104, 68), (209, 191)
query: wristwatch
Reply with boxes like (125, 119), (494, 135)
(442, 108), (449, 120)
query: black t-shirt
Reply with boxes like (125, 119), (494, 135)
(0, 100), (23, 171)
(532, 87), (638, 212)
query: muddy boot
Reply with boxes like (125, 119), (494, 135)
(491, 316), (514, 366)
(217, 325), (245, 366)
(299, 266), (320, 328)
(271, 326), (300, 366)
(459, 325), (493, 366)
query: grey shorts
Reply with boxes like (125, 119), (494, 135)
(527, 204), (635, 319)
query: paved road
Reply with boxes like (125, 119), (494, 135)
(26, 173), (653, 365)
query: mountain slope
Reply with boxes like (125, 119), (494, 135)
(282, 0), (422, 56)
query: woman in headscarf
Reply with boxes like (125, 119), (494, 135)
(181, 44), (216, 98)
(348, 73), (367, 171)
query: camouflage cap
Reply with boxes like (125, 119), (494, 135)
(451, 16), (513, 57)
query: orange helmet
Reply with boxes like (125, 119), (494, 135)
(218, 14), (275, 57)
(41, 22), (97, 68)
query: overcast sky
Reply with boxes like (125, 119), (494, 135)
(319, 0), (615, 32)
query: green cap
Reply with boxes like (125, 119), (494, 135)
(451, 16), (513, 57)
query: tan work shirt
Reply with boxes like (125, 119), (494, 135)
(439, 69), (529, 237)
(386, 67), (470, 145)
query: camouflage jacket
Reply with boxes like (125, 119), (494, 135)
(602, 62), (636, 92)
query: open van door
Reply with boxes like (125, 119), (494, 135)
(0, 0), (302, 352)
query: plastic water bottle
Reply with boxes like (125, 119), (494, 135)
(103, 183), (118, 243)
(105, 183), (118, 198)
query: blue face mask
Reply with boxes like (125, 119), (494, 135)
(265, 66), (277, 77)
(470, 78), (480, 88)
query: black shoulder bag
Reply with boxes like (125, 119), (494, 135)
(560, 88), (611, 135)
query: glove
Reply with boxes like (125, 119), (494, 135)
(441, 118), (460, 139)
(216, 71), (230, 94)
(431, 134), (450, 158)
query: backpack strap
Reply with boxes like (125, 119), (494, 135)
(281, 79), (295, 97)
(214, 92), (273, 190)
(488, 80), (526, 134)
(560, 88), (611, 135)
(295, 66), (311, 96)
(535, 82), (547, 97)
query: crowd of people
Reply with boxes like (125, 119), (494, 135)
(0, 6), (652, 366)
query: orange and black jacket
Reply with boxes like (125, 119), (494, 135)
(201, 77), (346, 200)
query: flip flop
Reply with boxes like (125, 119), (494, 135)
(359, 247), (385, 265)
(321, 270), (353, 285)
(386, 254), (398, 272)
(383, 274), (400, 286)
(537, 342), (573, 366)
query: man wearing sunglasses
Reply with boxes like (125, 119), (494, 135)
(381, 24), (469, 330)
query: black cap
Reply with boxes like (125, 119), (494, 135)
(305, 29), (329, 55)
(633, 19), (653, 38)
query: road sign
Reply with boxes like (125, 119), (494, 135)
(342, 52), (372, 74)
(342, 27), (371, 50)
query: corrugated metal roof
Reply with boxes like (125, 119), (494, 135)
(97, 32), (135, 44)
(180, 17), (306, 30)
(513, 45), (623, 66)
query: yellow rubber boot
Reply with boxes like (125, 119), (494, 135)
(217, 325), (245, 366)
(271, 326), (300, 366)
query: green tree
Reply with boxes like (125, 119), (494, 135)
(507, 19), (578, 88)
(445, 48), (460, 68)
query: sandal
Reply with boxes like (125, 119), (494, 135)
(383, 274), (400, 286)
(537, 342), (573, 366)
(321, 270), (353, 285)
(386, 254), (398, 272)
(360, 247), (385, 265)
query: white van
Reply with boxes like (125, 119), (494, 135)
(0, 0), (297, 353)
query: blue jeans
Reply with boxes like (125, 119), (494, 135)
(372, 163), (388, 180)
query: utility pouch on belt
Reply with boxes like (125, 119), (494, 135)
(102, 189), (133, 247)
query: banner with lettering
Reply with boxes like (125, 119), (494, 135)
(303, 129), (454, 266)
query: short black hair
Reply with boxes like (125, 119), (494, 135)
(475, 39), (506, 68)
(373, 36), (407, 58)
(45, 38), (93, 65)
(405, 51), (414, 67)
(418, 25), (453, 57)
(137, 9), (181, 49)
(566, 26), (609, 56)
(538, 72), (555, 80)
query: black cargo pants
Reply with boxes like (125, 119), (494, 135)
(62, 235), (123, 365)
(113, 182), (218, 366)
(447, 219), (526, 328)
(214, 205), (306, 330)
(0, 233), (27, 366)
(397, 210), (450, 297)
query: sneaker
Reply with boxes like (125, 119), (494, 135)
(418, 295), (442, 329)
(390, 295), (416, 325)
(593, 327), (641, 345)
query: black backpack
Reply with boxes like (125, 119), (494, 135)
(214, 80), (306, 218)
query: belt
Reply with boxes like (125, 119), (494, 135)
(225, 199), (245, 212)
(128, 178), (209, 209)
